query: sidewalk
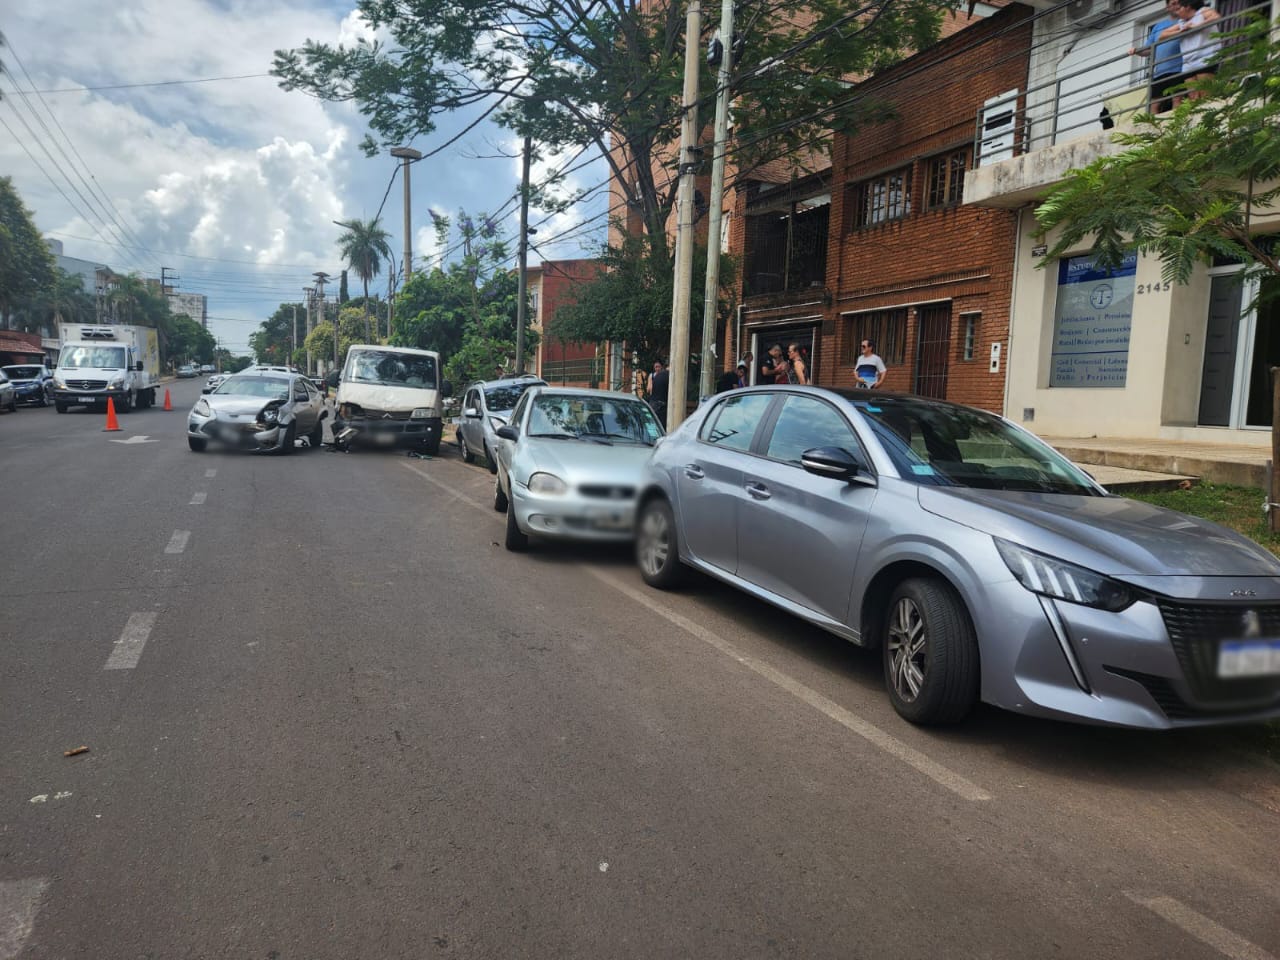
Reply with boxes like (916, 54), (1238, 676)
(1043, 435), (1271, 489)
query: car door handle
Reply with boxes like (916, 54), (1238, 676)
(745, 481), (771, 500)
(683, 464), (705, 480)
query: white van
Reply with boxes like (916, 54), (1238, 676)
(328, 344), (452, 453)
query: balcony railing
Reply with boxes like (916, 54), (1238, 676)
(742, 203), (830, 298)
(972, 0), (1273, 167)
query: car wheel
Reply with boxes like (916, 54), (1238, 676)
(308, 418), (323, 449)
(493, 475), (508, 512)
(504, 501), (528, 551)
(188, 437), (207, 452)
(882, 577), (979, 725)
(424, 436), (440, 456)
(636, 497), (683, 589)
(459, 433), (476, 464)
(118, 391), (132, 414)
(279, 421), (297, 455)
(485, 443), (497, 475)
(55, 401), (67, 414)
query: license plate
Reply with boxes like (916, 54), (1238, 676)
(221, 427), (240, 443)
(79, 396), (96, 403)
(376, 432), (396, 445)
(1217, 639), (1280, 678)
(593, 513), (630, 531)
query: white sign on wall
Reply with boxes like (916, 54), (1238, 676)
(1049, 251), (1136, 388)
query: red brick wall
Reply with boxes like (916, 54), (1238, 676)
(538, 258), (605, 385)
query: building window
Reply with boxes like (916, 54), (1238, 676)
(852, 167), (912, 229)
(927, 149), (968, 209)
(961, 312), (980, 361)
(845, 309), (907, 366)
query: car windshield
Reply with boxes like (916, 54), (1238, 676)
(527, 394), (662, 444)
(214, 375), (290, 399)
(484, 381), (539, 412)
(347, 351), (437, 388)
(3, 366), (42, 379)
(60, 345), (126, 369)
(843, 394), (1099, 495)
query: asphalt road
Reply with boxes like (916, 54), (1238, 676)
(2, 380), (1278, 959)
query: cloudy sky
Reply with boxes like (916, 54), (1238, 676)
(1, 0), (608, 355)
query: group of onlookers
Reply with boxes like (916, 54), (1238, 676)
(1133, 0), (1222, 113)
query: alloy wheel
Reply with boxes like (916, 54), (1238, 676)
(887, 597), (927, 702)
(637, 505), (670, 578)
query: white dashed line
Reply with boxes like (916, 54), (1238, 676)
(1126, 893), (1278, 960)
(104, 612), (158, 670)
(189, 492), (207, 505)
(164, 530), (190, 554)
(0, 878), (50, 960)
(204, 468), (217, 478)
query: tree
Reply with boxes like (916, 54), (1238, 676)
(304, 307), (368, 372)
(166, 314), (217, 366)
(24, 268), (93, 334)
(0, 176), (56, 330)
(273, 0), (954, 253)
(249, 302), (306, 364)
(339, 269), (350, 304)
(335, 217), (392, 341)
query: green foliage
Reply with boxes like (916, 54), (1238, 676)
(335, 217), (393, 339)
(304, 307), (369, 371)
(0, 176), (56, 328)
(1036, 17), (1280, 290)
(249, 302), (306, 365)
(167, 313), (217, 365)
(272, 0), (957, 243)
(223, 355), (255, 373)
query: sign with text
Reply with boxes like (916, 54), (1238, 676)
(1049, 251), (1136, 388)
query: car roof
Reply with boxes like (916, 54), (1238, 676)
(470, 375), (546, 391)
(525, 385), (648, 402)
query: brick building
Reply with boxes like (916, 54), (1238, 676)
(531, 258), (607, 387)
(726, 4), (1033, 413)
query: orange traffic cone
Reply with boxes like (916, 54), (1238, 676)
(163, 388), (173, 411)
(103, 397), (121, 432)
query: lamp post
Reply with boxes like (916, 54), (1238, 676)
(390, 147), (423, 284)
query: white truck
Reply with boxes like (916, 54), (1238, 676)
(53, 324), (162, 413)
(327, 344), (452, 454)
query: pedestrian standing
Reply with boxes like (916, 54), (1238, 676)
(648, 360), (669, 422)
(855, 338), (887, 389)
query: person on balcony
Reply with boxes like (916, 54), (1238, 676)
(1131, 0), (1183, 112)
(1158, 0), (1222, 106)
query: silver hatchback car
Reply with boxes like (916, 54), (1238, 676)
(187, 370), (326, 453)
(635, 386), (1280, 729)
(456, 375), (546, 473)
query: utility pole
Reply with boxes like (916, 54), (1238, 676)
(291, 303), (298, 359)
(387, 263), (397, 341)
(515, 135), (532, 375)
(667, 0), (702, 430)
(701, 0), (735, 399)
(304, 287), (314, 374)
(313, 271), (332, 372)
(390, 147), (423, 283)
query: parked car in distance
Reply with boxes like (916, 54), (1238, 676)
(0, 371), (16, 413)
(2, 364), (54, 406)
(187, 370), (326, 453)
(200, 364), (215, 374)
(177, 364), (198, 378)
(457, 374), (546, 473)
(493, 386), (664, 551)
(634, 386), (1280, 730)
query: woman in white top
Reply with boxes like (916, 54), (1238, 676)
(1158, 0), (1222, 104)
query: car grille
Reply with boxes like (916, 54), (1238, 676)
(1156, 599), (1280, 707)
(65, 379), (108, 390)
(579, 484), (636, 500)
(1105, 667), (1198, 720)
(360, 408), (414, 421)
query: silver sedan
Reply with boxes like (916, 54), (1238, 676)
(493, 387), (664, 550)
(187, 371), (326, 453)
(635, 386), (1280, 729)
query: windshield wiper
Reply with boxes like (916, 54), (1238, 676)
(527, 432), (578, 440)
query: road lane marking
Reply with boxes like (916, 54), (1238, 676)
(0, 878), (49, 960)
(588, 567), (994, 802)
(104, 612), (158, 670)
(204, 468), (217, 478)
(164, 530), (190, 554)
(403, 458), (992, 801)
(189, 491), (207, 505)
(1126, 893), (1278, 960)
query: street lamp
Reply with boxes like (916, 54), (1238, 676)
(390, 146), (423, 285)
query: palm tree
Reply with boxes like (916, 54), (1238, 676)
(334, 217), (393, 341)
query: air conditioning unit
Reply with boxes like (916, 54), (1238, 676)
(1068, 0), (1115, 27)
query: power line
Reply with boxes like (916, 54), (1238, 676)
(18, 73), (273, 95)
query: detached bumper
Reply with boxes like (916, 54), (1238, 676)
(334, 414), (442, 448)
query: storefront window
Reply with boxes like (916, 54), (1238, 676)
(1049, 251), (1136, 388)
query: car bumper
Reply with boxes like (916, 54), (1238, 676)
(12, 386), (47, 403)
(511, 485), (637, 542)
(188, 414), (287, 452)
(53, 388), (130, 405)
(334, 414), (442, 448)
(975, 578), (1280, 729)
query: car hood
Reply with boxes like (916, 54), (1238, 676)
(918, 485), (1280, 578)
(203, 395), (280, 417)
(518, 438), (655, 485)
(338, 382), (440, 413)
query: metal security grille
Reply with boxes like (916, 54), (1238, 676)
(914, 303), (952, 399)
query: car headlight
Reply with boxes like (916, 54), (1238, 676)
(410, 407), (430, 419)
(194, 399), (211, 417)
(528, 472), (569, 495)
(994, 539), (1134, 611)
(108, 378), (124, 389)
(259, 405), (280, 425)
(53, 378), (66, 389)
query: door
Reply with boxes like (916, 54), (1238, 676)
(749, 324), (819, 385)
(1198, 276), (1244, 426)
(736, 394), (876, 622)
(914, 303), (951, 399)
(1245, 278), (1280, 427)
(461, 387), (485, 452)
(676, 392), (775, 573)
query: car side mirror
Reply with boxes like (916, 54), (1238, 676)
(135, 361), (144, 372)
(325, 370), (340, 388)
(464, 407), (480, 418)
(441, 380), (453, 398)
(496, 425), (519, 441)
(800, 446), (874, 485)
